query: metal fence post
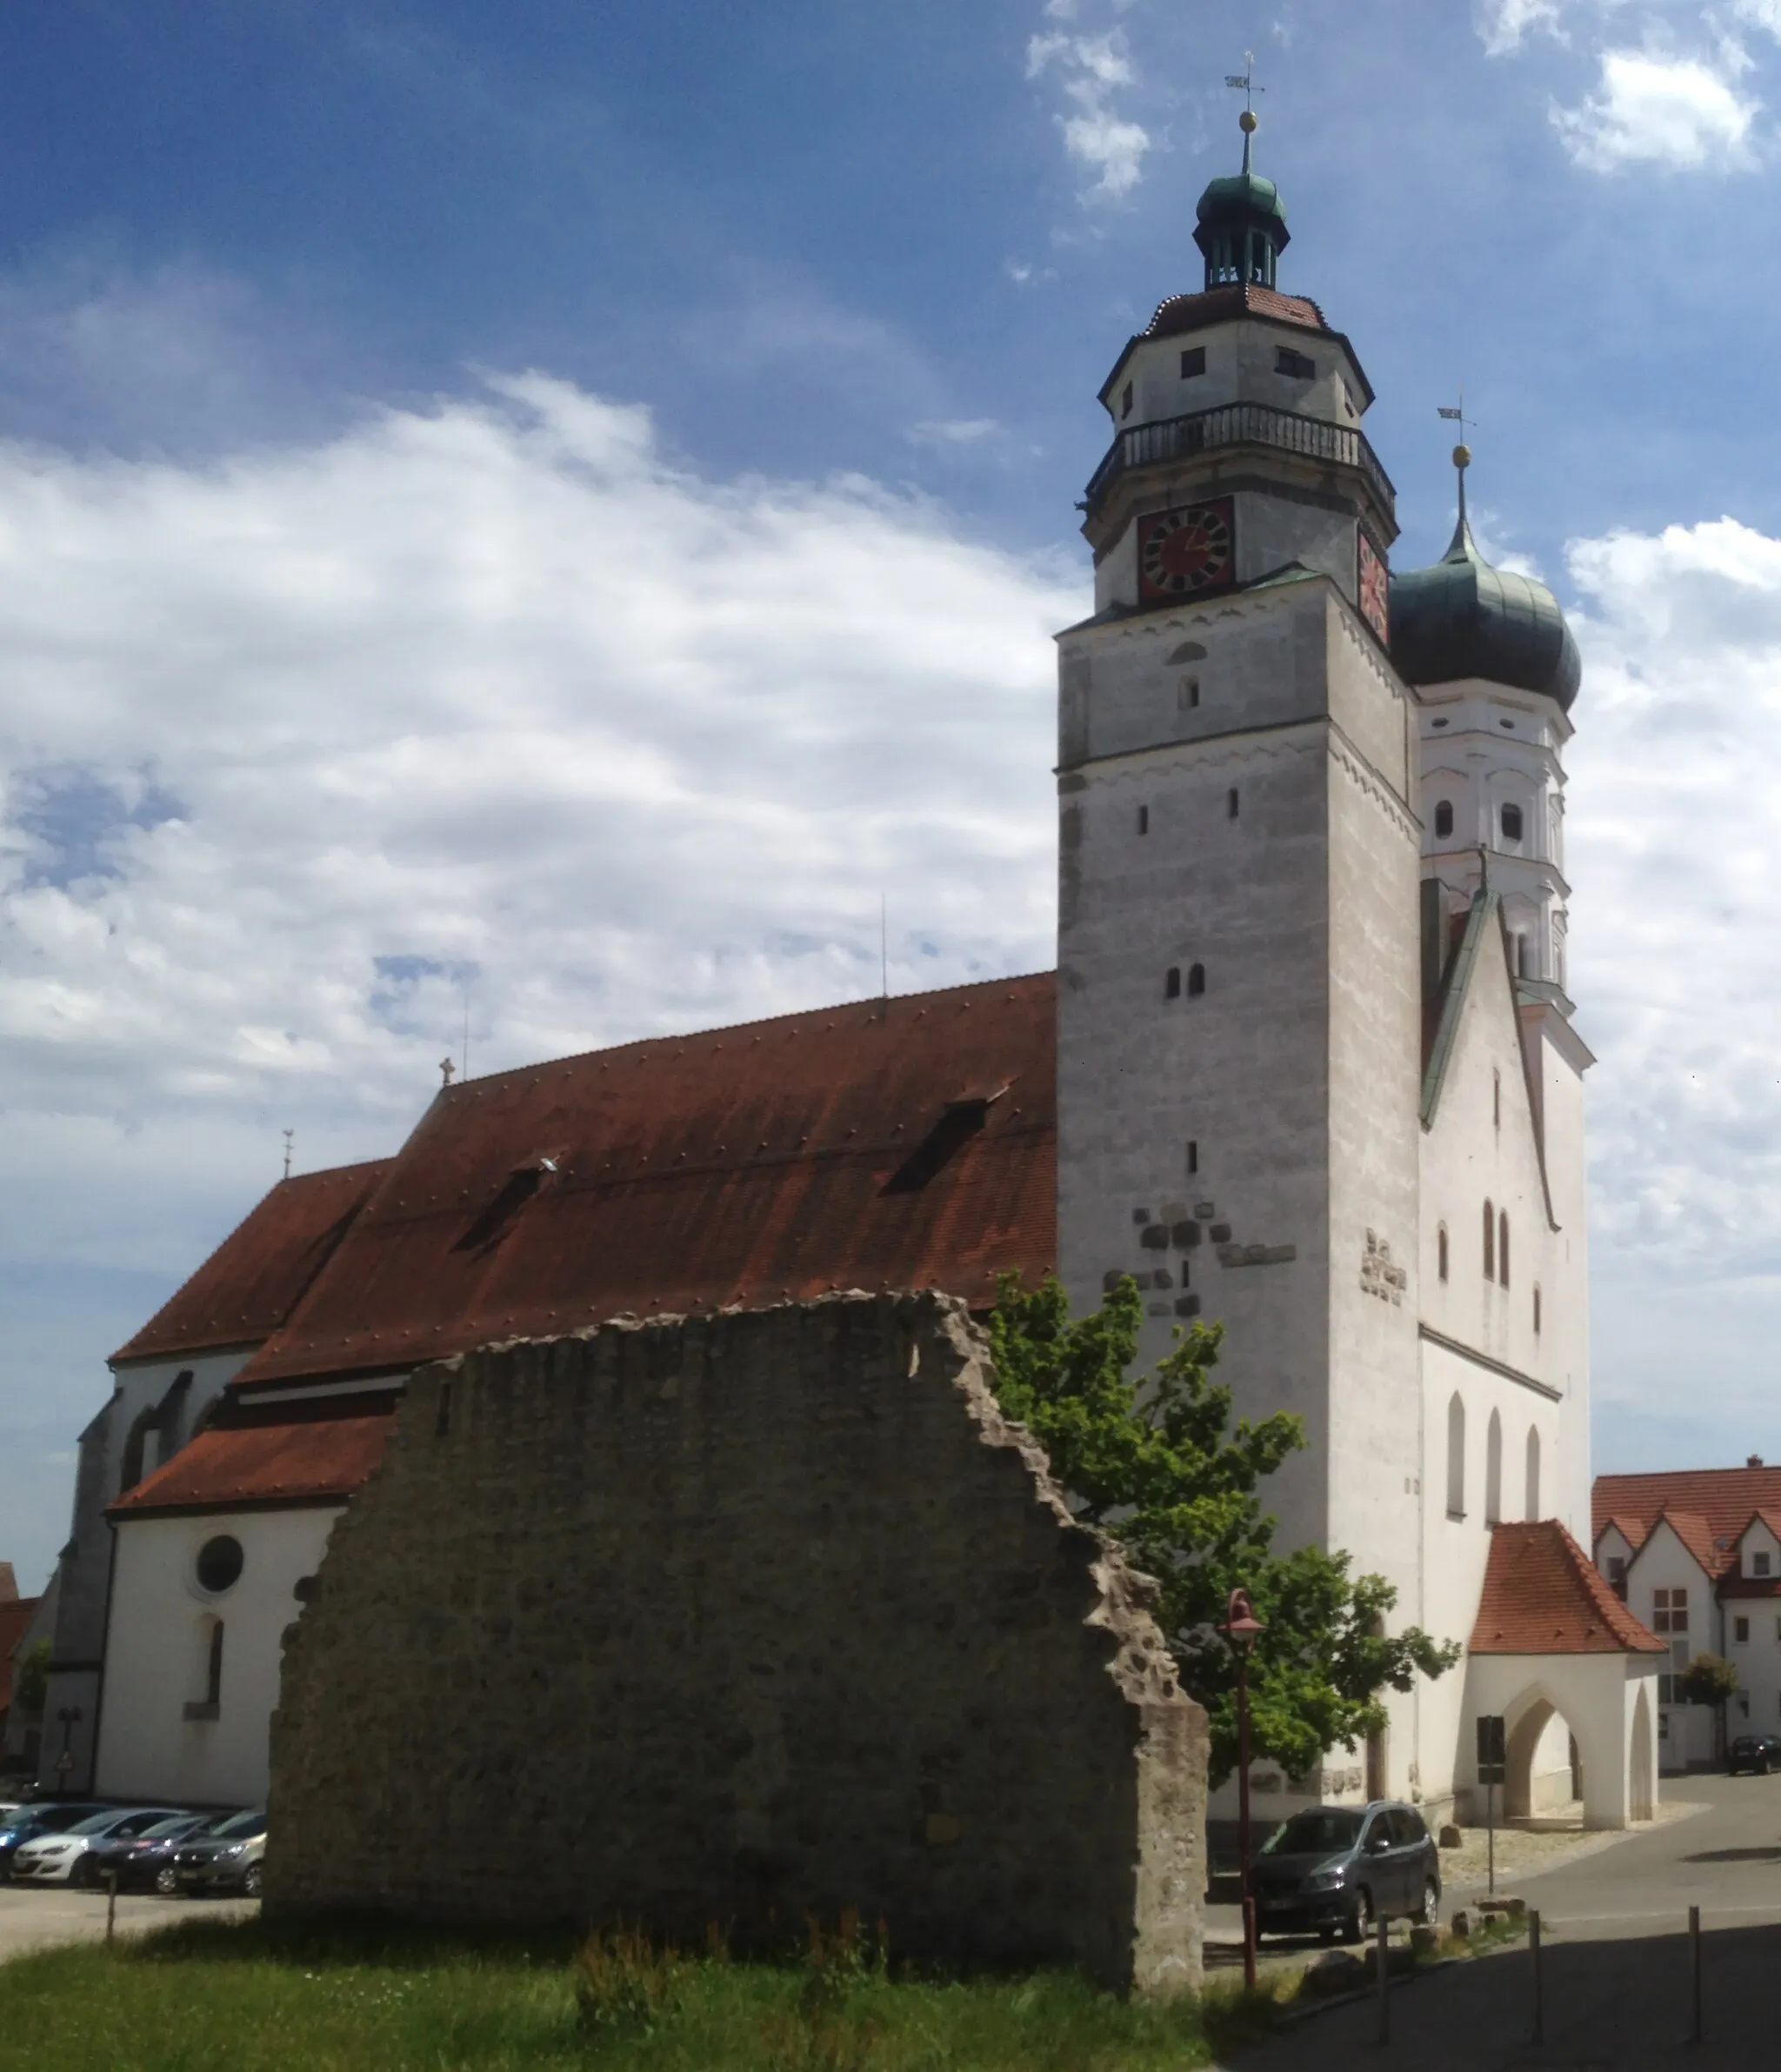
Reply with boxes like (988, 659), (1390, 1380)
(1530, 1909), (1543, 2046)
(1690, 1904), (1702, 2044)
(1377, 1907), (1390, 2045)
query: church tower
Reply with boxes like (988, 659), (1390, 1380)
(1054, 110), (1426, 1756)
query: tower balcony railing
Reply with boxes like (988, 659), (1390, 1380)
(1082, 401), (1396, 524)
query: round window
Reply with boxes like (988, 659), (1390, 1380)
(195, 1535), (244, 1594)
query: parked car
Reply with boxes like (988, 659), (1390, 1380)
(81, 1811), (237, 1893)
(1251, 1802), (1441, 1943)
(170, 1809), (266, 1898)
(1727, 1733), (1781, 1776)
(10, 1806), (184, 1886)
(0, 1803), (99, 1876)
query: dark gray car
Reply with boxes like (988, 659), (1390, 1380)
(1251, 1802), (1441, 1942)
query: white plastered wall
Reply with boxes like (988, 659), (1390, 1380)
(1623, 1522), (1718, 1771)
(1463, 1652), (1659, 1829)
(96, 1506), (342, 1808)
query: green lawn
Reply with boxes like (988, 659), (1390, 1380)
(0, 1915), (1289, 2072)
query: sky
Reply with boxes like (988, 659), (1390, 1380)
(4, 0), (1781, 1590)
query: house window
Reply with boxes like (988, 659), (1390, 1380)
(1121, 381), (1134, 418)
(1186, 963), (1205, 997)
(1524, 1425), (1541, 1520)
(1606, 1554), (1627, 1599)
(1498, 1211), (1510, 1289)
(1437, 1223), (1449, 1283)
(1181, 346), (1206, 378)
(1227, 788), (1239, 819)
(1434, 800), (1453, 839)
(1483, 1200), (1495, 1280)
(1445, 1393), (1466, 1519)
(1501, 803), (1524, 843)
(1165, 967), (1182, 1000)
(1659, 1640), (1690, 1706)
(1533, 1284), (1542, 1335)
(1137, 805), (1150, 836)
(1484, 1409), (1503, 1526)
(1736, 1616), (1751, 1644)
(1652, 1587), (1689, 1635)
(1756, 1551), (1772, 1576)
(1180, 676), (1200, 710)
(1276, 345), (1316, 379)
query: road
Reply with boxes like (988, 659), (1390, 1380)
(1224, 1770), (1781, 2068)
(0, 1882), (253, 1964)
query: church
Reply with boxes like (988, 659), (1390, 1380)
(35, 121), (1664, 1835)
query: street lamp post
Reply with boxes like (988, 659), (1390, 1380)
(1223, 1589), (1266, 1990)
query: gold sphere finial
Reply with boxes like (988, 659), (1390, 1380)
(1452, 443), (1471, 470)
(1239, 108), (1258, 135)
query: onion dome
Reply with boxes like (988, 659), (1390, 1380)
(1194, 111), (1290, 290)
(1389, 449), (1581, 711)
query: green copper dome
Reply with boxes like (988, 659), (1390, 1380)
(1195, 170), (1289, 240)
(1390, 492), (1581, 712)
(1193, 118), (1290, 290)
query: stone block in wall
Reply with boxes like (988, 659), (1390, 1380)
(265, 1292), (1208, 1996)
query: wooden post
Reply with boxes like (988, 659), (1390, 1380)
(1376, 1905), (1390, 2045)
(1529, 1909), (1543, 2045)
(1690, 1904), (1702, 2043)
(105, 1870), (117, 1947)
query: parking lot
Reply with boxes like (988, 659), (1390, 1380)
(0, 1882), (255, 1963)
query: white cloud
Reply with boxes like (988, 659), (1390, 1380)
(1552, 47), (1759, 170)
(907, 417), (1003, 448)
(1026, 26), (1151, 201)
(1477, 0), (1571, 57)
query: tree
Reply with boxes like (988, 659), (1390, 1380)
(989, 1273), (1461, 1786)
(12, 1640), (49, 1717)
(1677, 1652), (1740, 1759)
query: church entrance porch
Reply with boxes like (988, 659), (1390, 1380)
(1462, 1654), (1659, 1830)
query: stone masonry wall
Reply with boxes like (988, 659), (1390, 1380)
(266, 1293), (1207, 1993)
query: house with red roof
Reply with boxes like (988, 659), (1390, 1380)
(1593, 1462), (1781, 1770)
(39, 128), (1666, 1837)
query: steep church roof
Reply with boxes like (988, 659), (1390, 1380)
(110, 974), (1059, 1514)
(1471, 1521), (1665, 1655)
(111, 1160), (392, 1366)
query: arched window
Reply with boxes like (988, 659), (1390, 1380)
(1446, 1394), (1466, 1519)
(1165, 967), (1181, 1000)
(1485, 1409), (1504, 1525)
(1501, 802), (1524, 843)
(1533, 1283), (1543, 1336)
(1437, 1223), (1449, 1283)
(1186, 963), (1205, 997)
(1498, 1211), (1511, 1289)
(118, 1404), (159, 1496)
(1525, 1426), (1542, 1520)
(205, 1620), (224, 1708)
(1434, 799), (1453, 840)
(1483, 1200), (1495, 1280)
(1492, 1069), (1501, 1130)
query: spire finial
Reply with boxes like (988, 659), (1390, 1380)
(1436, 395), (1479, 556)
(1225, 55), (1263, 173)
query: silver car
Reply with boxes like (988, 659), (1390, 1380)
(10, 1806), (185, 1886)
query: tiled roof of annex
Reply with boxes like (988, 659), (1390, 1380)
(110, 1160), (392, 1365)
(1471, 1521), (1665, 1656)
(1593, 1467), (1781, 1576)
(112, 975), (1058, 1516)
(110, 1396), (398, 1518)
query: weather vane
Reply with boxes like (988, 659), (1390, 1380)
(1225, 54), (1264, 166)
(282, 1128), (294, 1180)
(1437, 391), (1478, 453)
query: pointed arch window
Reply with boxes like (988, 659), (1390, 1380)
(1498, 1211), (1511, 1289)
(1437, 1223), (1449, 1283)
(1525, 1426), (1542, 1521)
(1434, 799), (1453, 840)
(1483, 1200), (1495, 1281)
(1446, 1394), (1466, 1520)
(1485, 1409), (1504, 1525)
(1186, 963), (1206, 997)
(1533, 1283), (1543, 1336)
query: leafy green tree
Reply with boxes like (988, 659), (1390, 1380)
(989, 1272), (1461, 1786)
(1677, 1652), (1740, 1758)
(12, 1639), (49, 1717)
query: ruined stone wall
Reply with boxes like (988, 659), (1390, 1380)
(267, 1292), (1207, 1993)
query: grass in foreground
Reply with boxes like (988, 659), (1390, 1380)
(0, 1913), (1297, 2072)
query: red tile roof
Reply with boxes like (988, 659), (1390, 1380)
(1143, 283), (1327, 339)
(1592, 1468), (1781, 1576)
(234, 975), (1057, 1393)
(110, 976), (1057, 1516)
(109, 1397), (398, 1516)
(0, 1595), (40, 1714)
(111, 1161), (392, 1365)
(1647, 1509), (1720, 1577)
(1471, 1521), (1666, 1656)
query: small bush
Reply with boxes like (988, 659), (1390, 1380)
(571, 1924), (686, 2037)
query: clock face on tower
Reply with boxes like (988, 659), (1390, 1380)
(1357, 531), (1390, 645)
(1137, 500), (1236, 602)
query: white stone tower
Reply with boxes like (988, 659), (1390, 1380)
(1054, 116), (1427, 1796)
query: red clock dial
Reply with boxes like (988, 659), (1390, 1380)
(1358, 532), (1390, 643)
(1140, 503), (1234, 599)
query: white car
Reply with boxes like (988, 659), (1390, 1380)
(10, 1806), (183, 1884)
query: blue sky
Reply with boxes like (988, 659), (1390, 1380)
(6, 0), (1781, 1589)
